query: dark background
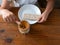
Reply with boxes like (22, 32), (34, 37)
(38, 0), (60, 9)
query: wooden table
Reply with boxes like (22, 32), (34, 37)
(0, 8), (60, 45)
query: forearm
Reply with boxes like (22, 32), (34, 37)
(44, 0), (54, 15)
(0, 0), (10, 9)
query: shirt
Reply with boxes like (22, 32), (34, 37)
(13, 0), (37, 7)
(0, 0), (37, 7)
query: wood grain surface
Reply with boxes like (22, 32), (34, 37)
(0, 7), (60, 45)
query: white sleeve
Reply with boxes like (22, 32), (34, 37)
(14, 0), (38, 7)
(13, 1), (20, 7)
(16, 0), (25, 6)
(0, 0), (2, 5)
(28, 0), (37, 4)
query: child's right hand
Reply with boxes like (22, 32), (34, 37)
(0, 9), (18, 22)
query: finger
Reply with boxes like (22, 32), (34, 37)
(14, 16), (18, 22)
(9, 15), (14, 22)
(38, 18), (44, 23)
(15, 21), (21, 25)
(14, 15), (18, 21)
(38, 17), (42, 23)
(9, 14), (16, 22)
(5, 17), (10, 22)
(39, 18), (46, 23)
(10, 14), (17, 22)
(38, 16), (42, 21)
(4, 18), (7, 22)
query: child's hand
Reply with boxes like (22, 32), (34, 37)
(38, 12), (49, 23)
(0, 9), (18, 22)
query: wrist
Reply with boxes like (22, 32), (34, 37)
(44, 8), (53, 15)
(42, 11), (49, 16)
(43, 10), (50, 15)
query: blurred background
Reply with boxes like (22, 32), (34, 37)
(38, 0), (60, 9)
(0, 0), (60, 9)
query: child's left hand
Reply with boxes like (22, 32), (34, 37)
(38, 12), (49, 23)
